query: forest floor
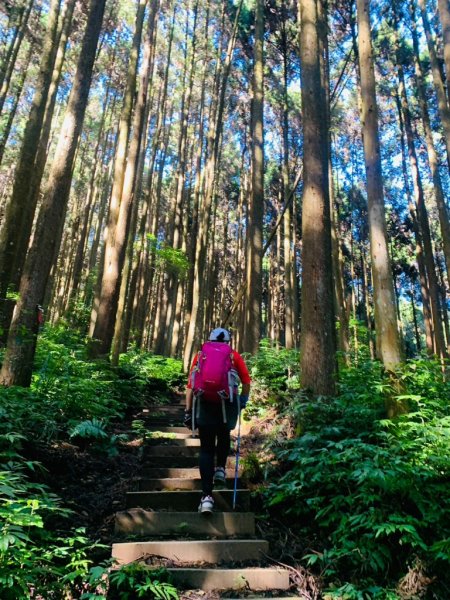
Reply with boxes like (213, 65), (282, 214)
(23, 436), (141, 547)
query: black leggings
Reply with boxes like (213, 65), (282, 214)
(198, 425), (231, 496)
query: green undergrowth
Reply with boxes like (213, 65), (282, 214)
(0, 324), (183, 598)
(247, 344), (450, 599)
(2, 327), (450, 598)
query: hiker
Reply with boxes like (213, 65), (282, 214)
(184, 327), (251, 514)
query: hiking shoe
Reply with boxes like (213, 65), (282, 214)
(198, 495), (214, 514)
(213, 467), (226, 487)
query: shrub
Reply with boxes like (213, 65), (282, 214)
(261, 359), (450, 593)
(0, 459), (108, 599)
(245, 339), (300, 394)
(119, 351), (184, 398)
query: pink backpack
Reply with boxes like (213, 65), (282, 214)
(191, 341), (234, 403)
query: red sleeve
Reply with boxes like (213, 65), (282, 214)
(232, 350), (251, 385)
(186, 354), (198, 389)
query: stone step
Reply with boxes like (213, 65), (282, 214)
(144, 412), (185, 421)
(144, 419), (184, 427)
(142, 406), (183, 413)
(147, 431), (195, 439)
(112, 539), (269, 566)
(166, 567), (290, 591)
(126, 489), (250, 511)
(141, 467), (240, 479)
(142, 412), (183, 418)
(144, 445), (200, 457)
(137, 477), (239, 491)
(115, 508), (255, 537)
(143, 456), (199, 468)
(143, 455), (238, 468)
(145, 437), (200, 447)
(146, 427), (190, 434)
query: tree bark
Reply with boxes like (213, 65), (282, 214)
(182, 1), (210, 349)
(0, 0), (33, 116)
(0, 0), (107, 386)
(183, 0), (243, 369)
(396, 90), (434, 353)
(0, 34), (34, 165)
(356, 0), (402, 371)
(110, 0), (159, 365)
(163, 0), (199, 356)
(280, 19), (295, 349)
(67, 89), (111, 308)
(27, 0), (76, 228)
(417, 0), (450, 166)
(409, 284), (421, 354)
(90, 0), (148, 357)
(410, 4), (450, 284)
(243, 0), (264, 354)
(299, 0), (335, 395)
(438, 0), (450, 104)
(396, 61), (447, 359)
(0, 0), (61, 342)
(330, 169), (350, 362)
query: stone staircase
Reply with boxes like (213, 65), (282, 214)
(111, 402), (291, 594)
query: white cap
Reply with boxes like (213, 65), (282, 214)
(209, 327), (231, 342)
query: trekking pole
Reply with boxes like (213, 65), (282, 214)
(192, 394), (196, 437)
(232, 397), (241, 510)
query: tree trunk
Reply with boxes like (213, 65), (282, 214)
(299, 0), (335, 395)
(436, 257), (450, 353)
(396, 90), (434, 353)
(116, 78), (156, 356)
(330, 173), (350, 362)
(410, 4), (450, 284)
(243, 0), (264, 354)
(396, 61), (447, 359)
(0, 0), (33, 116)
(90, 0), (148, 357)
(68, 90), (111, 307)
(131, 9), (176, 348)
(409, 283), (421, 354)
(182, 2), (210, 347)
(27, 0), (76, 227)
(356, 0), (402, 372)
(183, 0), (243, 370)
(361, 241), (375, 358)
(110, 0), (159, 365)
(0, 35), (34, 165)
(0, 0), (61, 342)
(163, 0), (199, 356)
(280, 12), (294, 349)
(438, 0), (450, 104)
(0, 0), (106, 386)
(417, 0), (450, 166)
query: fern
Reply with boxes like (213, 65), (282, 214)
(69, 418), (108, 440)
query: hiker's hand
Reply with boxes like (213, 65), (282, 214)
(239, 395), (249, 410)
(183, 409), (192, 429)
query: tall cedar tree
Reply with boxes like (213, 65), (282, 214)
(0, 0), (107, 386)
(244, 0), (264, 354)
(299, 0), (336, 395)
(356, 0), (402, 374)
(90, 0), (148, 357)
(0, 0), (61, 341)
(111, 0), (160, 365)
